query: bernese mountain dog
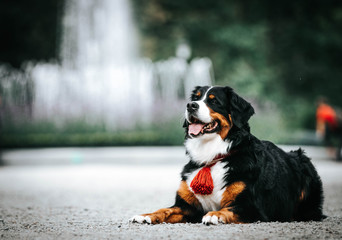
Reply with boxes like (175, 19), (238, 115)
(130, 86), (324, 225)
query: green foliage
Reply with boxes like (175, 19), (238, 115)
(0, 119), (185, 148)
(249, 110), (291, 144)
(133, 0), (342, 130)
(1, 0), (342, 147)
(0, 0), (62, 67)
(1, 111), (317, 148)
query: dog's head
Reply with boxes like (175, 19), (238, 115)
(184, 86), (255, 140)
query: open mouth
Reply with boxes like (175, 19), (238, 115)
(188, 116), (219, 137)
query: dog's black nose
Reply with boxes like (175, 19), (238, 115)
(187, 102), (199, 112)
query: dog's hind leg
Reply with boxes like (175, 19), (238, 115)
(294, 152), (325, 221)
(294, 179), (325, 221)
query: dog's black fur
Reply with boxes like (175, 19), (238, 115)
(179, 86), (324, 223)
(131, 85), (324, 224)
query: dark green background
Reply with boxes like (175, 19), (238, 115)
(1, 0), (341, 147)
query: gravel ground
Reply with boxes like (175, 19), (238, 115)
(0, 147), (342, 239)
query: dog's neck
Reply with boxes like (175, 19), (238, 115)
(185, 133), (232, 165)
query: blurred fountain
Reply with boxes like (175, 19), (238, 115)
(0, 0), (213, 129)
(30, 0), (154, 129)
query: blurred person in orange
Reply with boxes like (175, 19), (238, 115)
(316, 97), (342, 160)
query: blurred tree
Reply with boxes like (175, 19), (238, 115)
(132, 0), (279, 96)
(132, 0), (342, 128)
(265, 0), (342, 104)
(0, 0), (341, 130)
(0, 0), (62, 68)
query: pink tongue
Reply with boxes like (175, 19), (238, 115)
(188, 123), (204, 135)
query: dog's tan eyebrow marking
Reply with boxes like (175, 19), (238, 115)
(209, 94), (215, 99)
(196, 91), (201, 97)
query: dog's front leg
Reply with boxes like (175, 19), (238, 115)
(130, 181), (202, 224)
(130, 207), (186, 224)
(202, 181), (246, 225)
(202, 208), (241, 225)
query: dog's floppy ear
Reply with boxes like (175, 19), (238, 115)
(225, 86), (255, 128)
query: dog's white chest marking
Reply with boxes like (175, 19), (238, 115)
(186, 161), (227, 213)
(185, 133), (231, 165)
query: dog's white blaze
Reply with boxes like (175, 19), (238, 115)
(193, 100), (212, 123)
(186, 87), (213, 124)
(185, 133), (231, 165)
(186, 161), (227, 213)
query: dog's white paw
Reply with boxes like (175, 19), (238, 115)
(202, 215), (224, 225)
(129, 215), (152, 224)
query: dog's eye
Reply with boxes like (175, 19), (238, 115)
(192, 96), (199, 101)
(211, 98), (218, 104)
